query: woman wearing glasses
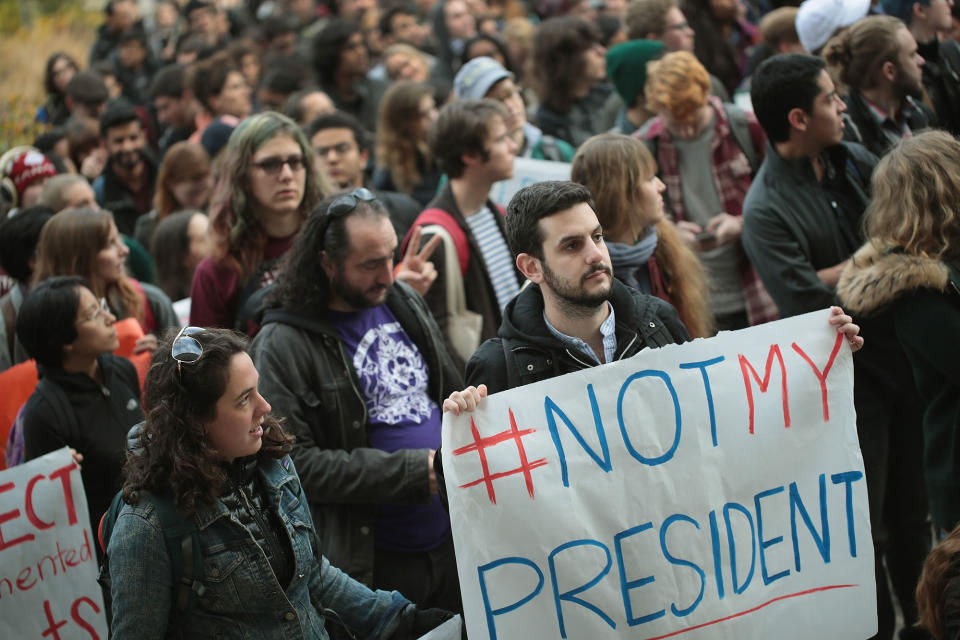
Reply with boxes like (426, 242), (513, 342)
(107, 327), (455, 639)
(17, 276), (144, 538)
(190, 112), (331, 334)
(31, 207), (179, 354)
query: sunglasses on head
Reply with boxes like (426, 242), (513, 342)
(326, 187), (376, 218)
(172, 326), (204, 381)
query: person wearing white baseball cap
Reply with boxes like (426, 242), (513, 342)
(795, 0), (871, 53)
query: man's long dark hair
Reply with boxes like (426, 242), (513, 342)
(267, 194), (390, 315)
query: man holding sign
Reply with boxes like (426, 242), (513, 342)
(442, 181), (861, 399)
(440, 181), (868, 640)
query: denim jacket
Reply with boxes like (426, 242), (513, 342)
(108, 455), (410, 639)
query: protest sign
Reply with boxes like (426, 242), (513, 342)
(488, 157), (570, 209)
(442, 310), (876, 640)
(0, 447), (107, 638)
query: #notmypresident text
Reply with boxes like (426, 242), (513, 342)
(442, 309), (876, 640)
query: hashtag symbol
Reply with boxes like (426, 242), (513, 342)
(453, 408), (548, 504)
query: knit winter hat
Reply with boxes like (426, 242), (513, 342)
(606, 39), (666, 107)
(9, 149), (57, 198)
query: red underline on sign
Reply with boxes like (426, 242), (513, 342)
(643, 584), (859, 640)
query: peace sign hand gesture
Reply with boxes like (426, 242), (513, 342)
(396, 226), (443, 297)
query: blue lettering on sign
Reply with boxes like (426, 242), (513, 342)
(544, 385), (612, 488)
(678, 356), (726, 447)
(549, 539), (616, 637)
(616, 370), (682, 466)
(473, 470), (866, 639)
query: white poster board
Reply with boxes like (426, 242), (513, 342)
(0, 448), (108, 639)
(489, 157), (571, 209)
(442, 310), (876, 640)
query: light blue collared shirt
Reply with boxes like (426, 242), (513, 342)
(543, 302), (617, 364)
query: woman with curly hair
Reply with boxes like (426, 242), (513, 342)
(838, 130), (960, 535)
(189, 112), (331, 332)
(32, 207), (178, 354)
(373, 81), (441, 207)
(917, 525), (960, 640)
(107, 327), (456, 638)
(571, 133), (714, 337)
(531, 17), (612, 148)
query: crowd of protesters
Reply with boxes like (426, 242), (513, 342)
(4, 0), (960, 637)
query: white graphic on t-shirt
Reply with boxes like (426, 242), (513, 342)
(353, 322), (434, 424)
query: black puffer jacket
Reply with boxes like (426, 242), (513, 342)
(465, 279), (690, 394)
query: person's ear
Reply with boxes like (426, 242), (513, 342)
(359, 148), (370, 165)
(516, 252), (543, 284)
(461, 150), (482, 169)
(881, 60), (897, 83)
(320, 250), (337, 280)
(787, 107), (808, 133)
(913, 1), (927, 22)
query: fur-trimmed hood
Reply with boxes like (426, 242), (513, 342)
(837, 242), (952, 315)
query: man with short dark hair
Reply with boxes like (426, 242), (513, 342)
(463, 180), (690, 393)
(90, 0), (139, 64)
(93, 102), (158, 233)
(827, 15), (935, 158)
(743, 53), (875, 315)
(251, 191), (462, 610)
(407, 99), (520, 373)
(307, 111), (421, 245)
(883, 0), (960, 134)
(65, 71), (110, 122)
(114, 27), (158, 107)
(149, 64), (198, 154)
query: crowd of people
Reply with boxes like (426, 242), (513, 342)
(3, 0), (960, 637)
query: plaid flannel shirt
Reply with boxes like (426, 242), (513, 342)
(637, 97), (779, 326)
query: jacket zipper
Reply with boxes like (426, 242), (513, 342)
(234, 479), (286, 580)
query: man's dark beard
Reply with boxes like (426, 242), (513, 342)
(330, 270), (387, 310)
(112, 151), (141, 172)
(541, 260), (611, 317)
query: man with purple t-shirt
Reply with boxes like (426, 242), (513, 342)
(251, 189), (464, 612)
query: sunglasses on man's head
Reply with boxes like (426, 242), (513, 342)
(326, 187), (376, 218)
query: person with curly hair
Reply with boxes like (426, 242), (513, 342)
(571, 133), (714, 338)
(108, 327), (457, 638)
(372, 81), (441, 207)
(918, 525), (960, 640)
(531, 17), (612, 148)
(189, 112), (332, 332)
(637, 51), (777, 330)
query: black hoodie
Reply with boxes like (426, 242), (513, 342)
(464, 279), (690, 394)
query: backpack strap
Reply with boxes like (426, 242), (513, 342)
(721, 103), (759, 176)
(539, 135), (563, 162)
(151, 494), (205, 618)
(402, 208), (469, 277)
(2, 293), (15, 362)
